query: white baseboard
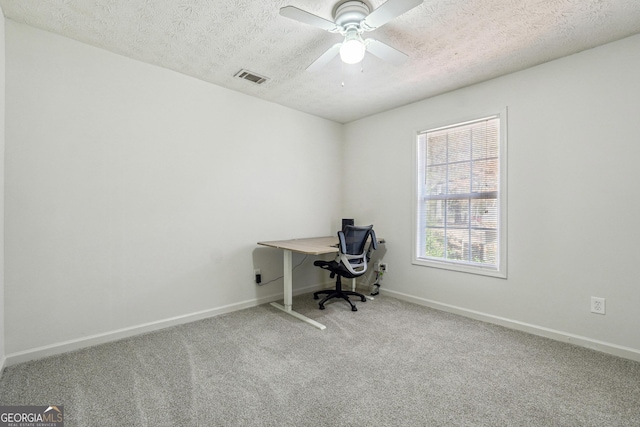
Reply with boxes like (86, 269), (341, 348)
(4, 284), (324, 367)
(11, 284), (636, 367)
(384, 289), (640, 363)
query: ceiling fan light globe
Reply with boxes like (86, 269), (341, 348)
(339, 39), (366, 64)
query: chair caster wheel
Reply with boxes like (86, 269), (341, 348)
(351, 306), (358, 312)
(313, 295), (319, 300)
(360, 296), (366, 302)
(319, 305), (325, 310)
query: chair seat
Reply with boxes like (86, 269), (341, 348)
(313, 259), (359, 279)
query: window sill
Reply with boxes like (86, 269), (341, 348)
(412, 257), (507, 278)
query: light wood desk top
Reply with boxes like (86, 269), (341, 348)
(257, 236), (339, 255)
(258, 235), (385, 255)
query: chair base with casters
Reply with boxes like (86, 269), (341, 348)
(313, 261), (367, 311)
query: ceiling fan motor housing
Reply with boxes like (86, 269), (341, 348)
(333, 1), (370, 29)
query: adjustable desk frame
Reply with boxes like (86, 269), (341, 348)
(257, 236), (339, 330)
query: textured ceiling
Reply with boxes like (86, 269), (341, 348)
(2, 0), (640, 123)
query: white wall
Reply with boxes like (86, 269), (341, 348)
(4, 20), (342, 359)
(344, 34), (640, 359)
(0, 6), (6, 370)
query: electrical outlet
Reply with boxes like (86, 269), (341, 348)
(591, 297), (605, 315)
(379, 263), (388, 273)
(254, 269), (261, 284)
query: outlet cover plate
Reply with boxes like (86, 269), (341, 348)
(591, 297), (606, 315)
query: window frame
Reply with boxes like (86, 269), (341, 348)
(412, 109), (508, 278)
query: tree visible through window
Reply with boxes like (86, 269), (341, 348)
(414, 113), (506, 277)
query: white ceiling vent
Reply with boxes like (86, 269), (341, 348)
(234, 69), (269, 85)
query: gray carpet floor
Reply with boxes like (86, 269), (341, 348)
(1, 293), (639, 426)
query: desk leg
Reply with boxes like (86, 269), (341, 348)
(352, 277), (374, 300)
(283, 249), (293, 311)
(270, 249), (326, 330)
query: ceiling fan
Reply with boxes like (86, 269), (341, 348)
(280, 0), (424, 71)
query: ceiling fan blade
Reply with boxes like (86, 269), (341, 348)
(365, 39), (408, 65)
(363, 0), (423, 30)
(280, 6), (338, 32)
(306, 43), (342, 72)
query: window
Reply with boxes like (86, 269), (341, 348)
(414, 111), (507, 277)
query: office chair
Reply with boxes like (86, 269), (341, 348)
(313, 225), (378, 311)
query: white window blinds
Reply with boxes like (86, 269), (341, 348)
(415, 114), (505, 276)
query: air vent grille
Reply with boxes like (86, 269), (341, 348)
(234, 69), (269, 85)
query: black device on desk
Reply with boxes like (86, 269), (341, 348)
(342, 218), (354, 231)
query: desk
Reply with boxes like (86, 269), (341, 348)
(257, 236), (340, 330)
(258, 235), (383, 330)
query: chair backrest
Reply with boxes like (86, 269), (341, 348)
(337, 225), (377, 277)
